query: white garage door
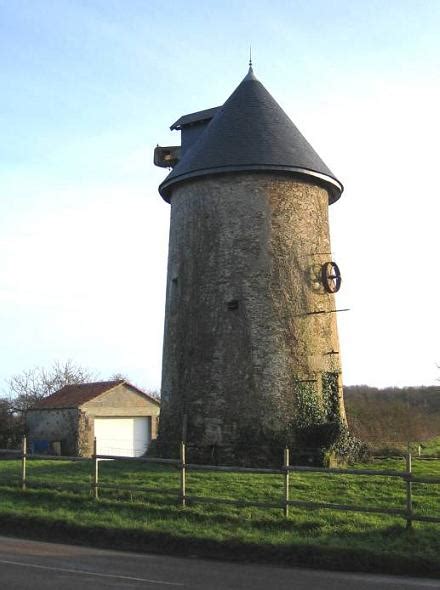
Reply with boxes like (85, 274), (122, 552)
(94, 417), (150, 457)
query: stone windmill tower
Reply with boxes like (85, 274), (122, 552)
(154, 65), (348, 464)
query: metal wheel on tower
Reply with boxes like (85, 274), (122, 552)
(321, 261), (342, 293)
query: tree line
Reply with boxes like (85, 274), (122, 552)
(0, 361), (96, 448)
(344, 384), (440, 451)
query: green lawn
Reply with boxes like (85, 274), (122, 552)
(420, 436), (440, 456)
(0, 455), (440, 576)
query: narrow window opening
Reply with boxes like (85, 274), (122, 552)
(170, 276), (179, 315)
(227, 299), (239, 311)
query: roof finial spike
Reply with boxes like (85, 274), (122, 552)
(243, 46), (256, 81)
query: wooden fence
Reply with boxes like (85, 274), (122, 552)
(1, 437), (440, 528)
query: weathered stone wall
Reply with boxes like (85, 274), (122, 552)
(26, 408), (83, 455)
(159, 172), (346, 461)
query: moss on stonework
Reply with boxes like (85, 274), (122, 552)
(290, 378), (366, 465)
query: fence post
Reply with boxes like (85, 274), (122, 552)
(92, 437), (99, 500)
(21, 436), (27, 491)
(283, 447), (290, 518)
(180, 441), (186, 507)
(405, 451), (413, 528)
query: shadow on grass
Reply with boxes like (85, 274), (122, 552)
(0, 509), (437, 579)
(0, 486), (440, 579)
(0, 484), (426, 535)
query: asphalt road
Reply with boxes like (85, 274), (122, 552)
(0, 536), (439, 589)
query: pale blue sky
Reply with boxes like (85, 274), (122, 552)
(1, 0), (439, 391)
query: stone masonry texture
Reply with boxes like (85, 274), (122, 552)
(159, 172), (346, 462)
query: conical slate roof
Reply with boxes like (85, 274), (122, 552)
(159, 68), (343, 203)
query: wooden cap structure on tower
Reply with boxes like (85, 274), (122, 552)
(159, 66), (343, 204)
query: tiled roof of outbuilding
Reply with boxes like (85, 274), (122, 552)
(31, 380), (160, 409)
(160, 67), (343, 203)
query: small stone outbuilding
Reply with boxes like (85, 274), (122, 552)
(26, 380), (160, 457)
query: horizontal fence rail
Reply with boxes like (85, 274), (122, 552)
(96, 454), (180, 464)
(185, 463), (282, 475)
(288, 465), (408, 477)
(1, 437), (440, 528)
(0, 449), (21, 454)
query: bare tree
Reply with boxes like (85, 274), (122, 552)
(109, 372), (129, 381)
(6, 360), (96, 413)
(0, 397), (22, 448)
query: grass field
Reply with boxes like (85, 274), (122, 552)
(419, 436), (440, 456)
(0, 454), (440, 576)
